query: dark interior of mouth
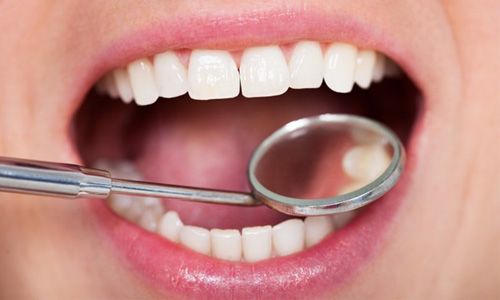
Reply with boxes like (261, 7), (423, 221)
(72, 76), (419, 229)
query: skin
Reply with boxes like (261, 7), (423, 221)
(0, 0), (498, 299)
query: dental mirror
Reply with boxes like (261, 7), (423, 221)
(0, 114), (405, 216)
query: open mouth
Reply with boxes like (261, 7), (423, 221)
(68, 9), (422, 299)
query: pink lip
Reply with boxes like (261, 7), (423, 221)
(68, 5), (427, 300)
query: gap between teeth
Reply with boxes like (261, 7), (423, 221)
(96, 141), (390, 262)
(96, 40), (400, 104)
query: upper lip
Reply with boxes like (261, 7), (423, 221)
(67, 2), (432, 299)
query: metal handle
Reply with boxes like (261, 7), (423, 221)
(0, 157), (112, 199)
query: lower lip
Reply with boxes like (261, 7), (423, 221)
(89, 164), (412, 299)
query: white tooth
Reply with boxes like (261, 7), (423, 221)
(108, 194), (134, 215)
(288, 41), (324, 89)
(158, 211), (184, 242)
(384, 58), (401, 77)
(188, 50), (239, 100)
(127, 58), (159, 106)
(138, 209), (162, 232)
(342, 144), (391, 182)
(242, 225), (272, 262)
(324, 43), (358, 93)
(210, 229), (242, 261)
(332, 211), (356, 229)
(112, 68), (134, 103)
(122, 199), (145, 222)
(111, 161), (143, 181)
(272, 219), (305, 256)
(372, 53), (386, 82)
(179, 226), (211, 255)
(240, 46), (290, 98)
(304, 216), (334, 248)
(354, 49), (376, 89)
(153, 51), (188, 98)
(104, 73), (119, 98)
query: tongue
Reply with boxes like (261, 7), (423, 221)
(129, 89), (358, 228)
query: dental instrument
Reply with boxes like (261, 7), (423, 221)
(0, 114), (405, 216)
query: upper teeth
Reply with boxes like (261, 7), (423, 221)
(97, 40), (398, 105)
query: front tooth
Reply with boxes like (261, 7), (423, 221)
(240, 46), (290, 98)
(342, 144), (391, 182)
(304, 216), (334, 248)
(272, 219), (305, 256)
(112, 68), (134, 103)
(179, 225), (211, 255)
(332, 211), (356, 229)
(127, 58), (159, 106)
(354, 49), (376, 89)
(210, 229), (242, 261)
(324, 43), (358, 93)
(188, 50), (239, 100)
(372, 53), (386, 82)
(158, 211), (184, 242)
(288, 41), (324, 89)
(153, 51), (188, 98)
(242, 225), (272, 262)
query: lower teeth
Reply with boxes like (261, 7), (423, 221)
(98, 141), (389, 262)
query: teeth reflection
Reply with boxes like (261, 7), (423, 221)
(100, 159), (358, 262)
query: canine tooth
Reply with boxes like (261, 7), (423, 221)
(242, 225), (272, 262)
(153, 51), (188, 98)
(372, 53), (386, 82)
(210, 229), (242, 261)
(127, 58), (159, 106)
(288, 41), (324, 89)
(324, 43), (358, 93)
(354, 49), (376, 89)
(138, 209), (162, 232)
(188, 50), (239, 100)
(342, 144), (391, 182)
(158, 211), (184, 242)
(304, 216), (334, 248)
(332, 211), (356, 229)
(240, 46), (290, 98)
(272, 219), (305, 256)
(113, 68), (134, 103)
(179, 226), (211, 255)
